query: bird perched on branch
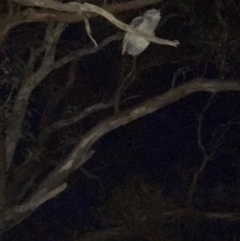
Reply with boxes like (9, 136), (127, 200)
(122, 9), (161, 56)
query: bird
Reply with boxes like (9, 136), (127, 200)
(122, 9), (161, 56)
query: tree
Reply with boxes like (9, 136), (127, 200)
(0, 0), (240, 238)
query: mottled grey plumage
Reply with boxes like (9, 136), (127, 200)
(122, 9), (161, 56)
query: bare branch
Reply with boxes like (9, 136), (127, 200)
(4, 183), (67, 231)
(80, 167), (99, 179)
(52, 33), (122, 70)
(49, 103), (113, 130)
(72, 2), (179, 47)
(42, 22), (68, 65)
(13, 183), (67, 213)
(210, 120), (240, 153)
(197, 94), (216, 158)
(1, 0), (163, 45)
(3, 78), (240, 232)
(36, 94), (141, 161)
(114, 57), (137, 113)
(5, 183), (67, 230)
(35, 102), (114, 151)
(5, 22), (67, 169)
(32, 78), (240, 200)
(188, 94), (215, 204)
(187, 94), (239, 204)
(5, 26), (117, 170)
(12, 0), (179, 47)
(171, 67), (192, 88)
(83, 13), (98, 47)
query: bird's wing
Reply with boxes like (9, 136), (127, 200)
(130, 16), (144, 29)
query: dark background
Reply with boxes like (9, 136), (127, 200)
(1, 0), (240, 240)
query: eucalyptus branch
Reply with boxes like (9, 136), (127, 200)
(12, 0), (179, 47)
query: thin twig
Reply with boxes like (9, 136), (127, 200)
(188, 93), (215, 204)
